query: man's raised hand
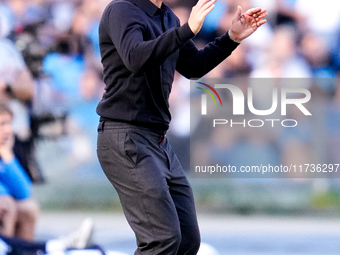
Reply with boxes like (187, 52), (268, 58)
(188, 0), (217, 35)
(229, 6), (267, 43)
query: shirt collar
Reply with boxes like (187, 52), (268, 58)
(130, 0), (160, 16)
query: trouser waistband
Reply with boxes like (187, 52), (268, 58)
(97, 120), (166, 143)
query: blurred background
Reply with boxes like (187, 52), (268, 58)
(1, 0), (340, 254)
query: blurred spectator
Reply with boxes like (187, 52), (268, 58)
(78, 0), (104, 61)
(0, 103), (39, 241)
(251, 25), (311, 78)
(294, 0), (340, 52)
(0, 0), (48, 39)
(66, 69), (103, 174)
(222, 43), (252, 78)
(300, 32), (337, 82)
(41, 34), (86, 111)
(275, 0), (300, 27)
(41, 0), (102, 111)
(0, 36), (34, 120)
(0, 12), (44, 184)
(50, 0), (77, 33)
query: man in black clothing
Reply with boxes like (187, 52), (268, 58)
(96, 0), (267, 254)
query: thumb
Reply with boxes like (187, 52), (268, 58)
(235, 6), (243, 18)
(232, 6), (243, 23)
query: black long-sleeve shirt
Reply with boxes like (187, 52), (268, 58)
(97, 0), (239, 132)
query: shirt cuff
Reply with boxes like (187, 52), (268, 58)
(228, 30), (241, 44)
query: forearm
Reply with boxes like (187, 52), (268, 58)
(176, 31), (240, 79)
(119, 23), (194, 73)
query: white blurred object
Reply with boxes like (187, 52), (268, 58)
(197, 243), (220, 255)
(250, 0), (277, 14)
(106, 252), (130, 255)
(51, 2), (75, 32)
(46, 218), (94, 253)
(49, 250), (101, 255)
(0, 3), (12, 38)
(48, 250), (129, 255)
(295, 0), (340, 35)
(295, 0), (340, 50)
(0, 238), (9, 255)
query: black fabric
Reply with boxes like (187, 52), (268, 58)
(13, 136), (44, 184)
(97, 121), (200, 254)
(96, 0), (239, 132)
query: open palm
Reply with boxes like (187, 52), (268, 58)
(229, 6), (267, 42)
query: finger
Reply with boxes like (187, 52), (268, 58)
(199, 0), (217, 12)
(195, 0), (213, 9)
(252, 12), (267, 23)
(252, 10), (266, 18)
(246, 7), (262, 15)
(256, 12), (268, 21)
(255, 9), (267, 19)
(201, 3), (215, 18)
(246, 7), (267, 16)
(196, 0), (216, 18)
(257, 19), (267, 27)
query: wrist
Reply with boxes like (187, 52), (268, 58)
(228, 30), (241, 43)
(188, 21), (199, 35)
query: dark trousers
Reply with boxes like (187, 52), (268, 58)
(97, 121), (200, 255)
